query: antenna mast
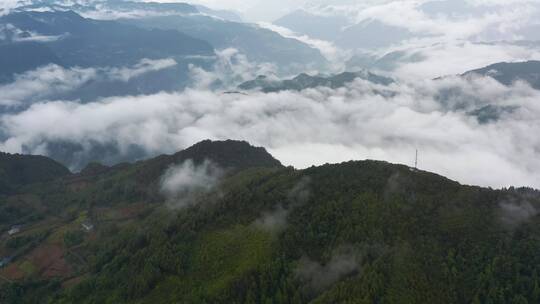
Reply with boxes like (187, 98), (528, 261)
(415, 149), (418, 170)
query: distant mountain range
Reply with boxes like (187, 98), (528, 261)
(274, 9), (349, 42)
(240, 60), (540, 94)
(0, 10), (215, 100)
(20, 0), (242, 22)
(463, 61), (540, 90)
(0, 10), (213, 68)
(274, 0), (540, 52)
(119, 15), (327, 72)
(440, 60), (540, 124)
(12, 0), (327, 73)
(0, 1), (330, 105)
(238, 71), (394, 93)
(275, 10), (418, 50)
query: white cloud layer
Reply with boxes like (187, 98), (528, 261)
(1, 71), (540, 189)
(391, 41), (540, 79)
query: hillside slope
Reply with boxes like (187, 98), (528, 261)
(0, 140), (539, 304)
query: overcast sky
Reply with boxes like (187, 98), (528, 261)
(172, 0), (539, 22)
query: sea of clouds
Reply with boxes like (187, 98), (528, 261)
(1, 52), (540, 188)
(1, 0), (540, 190)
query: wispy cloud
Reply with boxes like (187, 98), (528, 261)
(295, 246), (360, 293)
(0, 23), (67, 42)
(257, 22), (351, 70)
(0, 65), (97, 107)
(0, 58), (178, 107)
(189, 48), (277, 89)
(160, 159), (223, 209)
(107, 58), (178, 82)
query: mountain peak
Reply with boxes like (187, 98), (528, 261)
(173, 139), (282, 169)
(133, 140), (283, 185)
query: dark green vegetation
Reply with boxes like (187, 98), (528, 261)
(238, 71), (393, 93)
(0, 152), (70, 195)
(1, 140), (540, 304)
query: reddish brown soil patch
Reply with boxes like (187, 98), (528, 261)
(0, 264), (25, 280)
(87, 232), (98, 242)
(28, 244), (72, 278)
(119, 203), (147, 218)
(95, 203), (147, 222)
(42, 258), (72, 278)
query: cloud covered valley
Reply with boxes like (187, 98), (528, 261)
(1, 0), (540, 190)
(1, 61), (540, 189)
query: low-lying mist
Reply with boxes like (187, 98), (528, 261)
(0, 38), (539, 190)
(1, 63), (539, 189)
(160, 159), (223, 209)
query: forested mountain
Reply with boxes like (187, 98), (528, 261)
(1, 140), (540, 304)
